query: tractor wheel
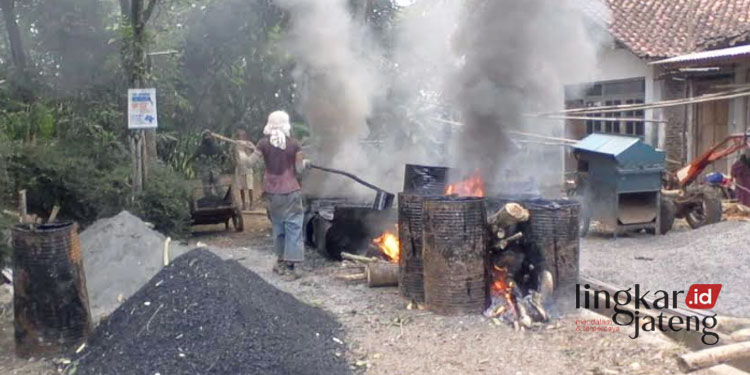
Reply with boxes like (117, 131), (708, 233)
(232, 209), (245, 232)
(659, 197), (676, 234)
(685, 192), (722, 229)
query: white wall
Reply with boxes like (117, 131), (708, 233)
(563, 46), (660, 146)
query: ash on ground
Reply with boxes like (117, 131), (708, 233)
(81, 211), (188, 320)
(73, 249), (351, 375)
(581, 220), (750, 317)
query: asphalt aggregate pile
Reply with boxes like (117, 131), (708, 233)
(74, 249), (351, 375)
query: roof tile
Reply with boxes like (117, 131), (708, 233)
(604, 0), (750, 58)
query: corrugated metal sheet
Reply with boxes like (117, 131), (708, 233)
(573, 134), (639, 157)
(650, 44), (750, 65)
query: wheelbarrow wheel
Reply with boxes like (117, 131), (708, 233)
(232, 208), (244, 232)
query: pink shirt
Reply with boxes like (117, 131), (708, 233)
(256, 137), (301, 194)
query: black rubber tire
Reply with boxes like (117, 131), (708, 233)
(659, 198), (676, 235)
(685, 193), (722, 229)
(233, 209), (245, 232)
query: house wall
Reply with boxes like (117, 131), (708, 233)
(564, 47), (658, 144)
(658, 75), (688, 167)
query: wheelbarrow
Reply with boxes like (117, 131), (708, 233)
(189, 175), (244, 232)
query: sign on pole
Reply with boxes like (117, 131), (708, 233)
(127, 88), (158, 129)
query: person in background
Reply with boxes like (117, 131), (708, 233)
(233, 129), (254, 210)
(247, 110), (310, 279)
(191, 132), (228, 197)
(731, 148), (750, 207)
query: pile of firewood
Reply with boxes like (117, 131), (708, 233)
(334, 252), (399, 288)
(484, 202), (554, 330)
(723, 201), (750, 222)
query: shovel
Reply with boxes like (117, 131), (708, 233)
(309, 164), (395, 210)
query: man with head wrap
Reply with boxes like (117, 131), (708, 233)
(731, 147), (750, 207)
(247, 110), (310, 279)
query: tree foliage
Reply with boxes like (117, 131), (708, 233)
(0, 0), (400, 236)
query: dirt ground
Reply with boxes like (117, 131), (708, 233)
(0, 212), (718, 374)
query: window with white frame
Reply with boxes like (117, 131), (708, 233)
(567, 78), (646, 138)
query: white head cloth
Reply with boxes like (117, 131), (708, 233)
(263, 110), (292, 150)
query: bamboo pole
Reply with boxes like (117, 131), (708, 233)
(529, 114), (668, 123)
(18, 190), (26, 223)
(541, 88), (750, 116)
(677, 342), (750, 373)
(207, 131), (255, 150)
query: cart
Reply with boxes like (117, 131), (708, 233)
(189, 174), (244, 232)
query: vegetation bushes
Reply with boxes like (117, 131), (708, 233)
(2, 138), (191, 239)
(131, 164), (191, 238)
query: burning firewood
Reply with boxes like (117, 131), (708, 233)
(487, 203), (530, 228)
(341, 252), (377, 264)
(491, 232), (523, 250)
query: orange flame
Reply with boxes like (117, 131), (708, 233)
(445, 170), (485, 197)
(490, 266), (512, 296)
(373, 229), (400, 263)
(485, 266), (518, 319)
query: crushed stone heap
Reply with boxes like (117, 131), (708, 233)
(80, 211), (188, 320)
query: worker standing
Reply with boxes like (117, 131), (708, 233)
(233, 129), (254, 211)
(248, 110), (309, 279)
(731, 148), (750, 207)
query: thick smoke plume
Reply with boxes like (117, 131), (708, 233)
(451, 0), (606, 189)
(274, 0), (380, 170)
(274, 0), (605, 196)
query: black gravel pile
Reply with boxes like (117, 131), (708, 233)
(74, 249), (351, 375)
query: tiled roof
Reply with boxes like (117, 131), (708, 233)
(604, 0), (750, 58)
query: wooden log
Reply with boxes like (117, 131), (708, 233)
(677, 342), (750, 373)
(730, 328), (750, 342)
(366, 262), (398, 287)
(336, 273), (366, 281)
(47, 205), (60, 223)
(341, 252), (377, 264)
(498, 232), (523, 250)
(490, 226), (506, 240)
(18, 190), (27, 223)
(717, 316), (750, 334)
(163, 237), (171, 266)
(488, 203), (529, 228)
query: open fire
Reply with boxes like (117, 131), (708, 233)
(445, 170), (485, 197)
(373, 228), (400, 263)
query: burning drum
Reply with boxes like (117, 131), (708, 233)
(422, 197), (487, 315)
(397, 193), (434, 302)
(524, 199), (580, 289)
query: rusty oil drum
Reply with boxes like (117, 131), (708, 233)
(422, 197), (487, 315)
(11, 222), (92, 357)
(402, 164), (449, 195)
(524, 199), (580, 289)
(397, 193), (435, 302)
